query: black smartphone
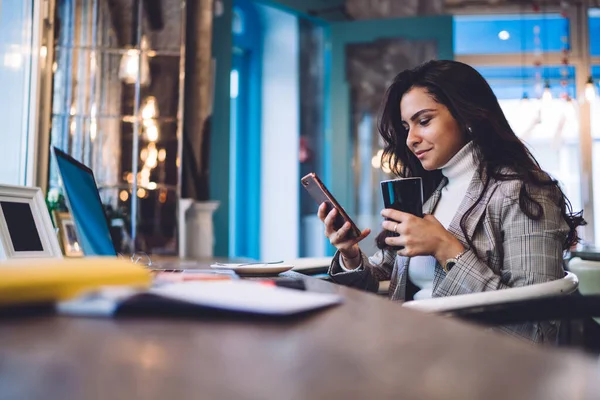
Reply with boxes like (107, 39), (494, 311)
(301, 172), (361, 239)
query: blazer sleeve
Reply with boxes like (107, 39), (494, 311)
(328, 248), (397, 293)
(440, 184), (567, 295)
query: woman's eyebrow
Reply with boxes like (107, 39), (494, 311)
(401, 108), (435, 124)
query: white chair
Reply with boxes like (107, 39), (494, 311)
(403, 272), (578, 314)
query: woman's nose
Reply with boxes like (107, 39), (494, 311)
(406, 127), (421, 149)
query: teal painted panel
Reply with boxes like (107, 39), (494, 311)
(326, 15), (453, 255)
(327, 15), (453, 214)
(251, 0), (343, 22)
(211, 0), (234, 257)
(232, 0), (263, 260)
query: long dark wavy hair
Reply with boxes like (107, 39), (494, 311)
(375, 60), (584, 252)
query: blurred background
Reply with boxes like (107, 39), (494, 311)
(2, 0), (600, 261)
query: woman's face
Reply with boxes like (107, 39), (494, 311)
(400, 86), (468, 171)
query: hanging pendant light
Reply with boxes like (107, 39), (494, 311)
(118, 0), (151, 86)
(585, 75), (597, 102)
(119, 35), (151, 86)
(519, 7), (528, 104)
(542, 80), (553, 102)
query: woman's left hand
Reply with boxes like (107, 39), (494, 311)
(381, 209), (464, 264)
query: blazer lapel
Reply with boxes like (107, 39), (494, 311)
(423, 176), (448, 215)
(445, 171), (497, 247)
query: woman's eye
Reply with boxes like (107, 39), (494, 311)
(419, 118), (431, 126)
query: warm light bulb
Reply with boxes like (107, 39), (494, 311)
(118, 38), (151, 86)
(371, 155), (381, 169)
(141, 96), (159, 120)
(159, 191), (167, 203)
(371, 149), (384, 169)
(140, 167), (151, 185)
(90, 119), (97, 141)
(140, 148), (148, 162)
(585, 76), (596, 103)
(158, 149), (166, 162)
(145, 146), (158, 169)
(145, 123), (159, 142)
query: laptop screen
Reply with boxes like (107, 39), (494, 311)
(53, 147), (117, 256)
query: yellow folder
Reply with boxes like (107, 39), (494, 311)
(0, 257), (152, 306)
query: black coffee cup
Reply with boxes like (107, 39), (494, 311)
(379, 178), (424, 251)
(380, 177), (424, 218)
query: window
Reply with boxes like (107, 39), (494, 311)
(589, 9), (600, 56)
(0, 1), (38, 185)
(49, 0), (186, 253)
(454, 14), (569, 55)
(474, 65), (576, 99)
(455, 12), (589, 242)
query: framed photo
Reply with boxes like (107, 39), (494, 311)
(0, 185), (63, 260)
(53, 211), (84, 257)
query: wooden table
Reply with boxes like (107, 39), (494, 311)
(0, 273), (598, 400)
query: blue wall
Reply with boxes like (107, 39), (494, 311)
(231, 0), (262, 259)
(325, 16), (454, 223)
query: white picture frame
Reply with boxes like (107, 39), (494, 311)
(0, 184), (63, 260)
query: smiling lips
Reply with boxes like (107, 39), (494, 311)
(414, 149), (431, 159)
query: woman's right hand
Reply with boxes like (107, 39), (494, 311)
(318, 203), (371, 260)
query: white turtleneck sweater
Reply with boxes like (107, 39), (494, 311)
(409, 141), (477, 300)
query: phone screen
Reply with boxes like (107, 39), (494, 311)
(301, 173), (361, 238)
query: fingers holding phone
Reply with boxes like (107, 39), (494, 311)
(318, 203), (370, 249)
(302, 172), (369, 256)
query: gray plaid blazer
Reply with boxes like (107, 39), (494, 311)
(329, 170), (569, 344)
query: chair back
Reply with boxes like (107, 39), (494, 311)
(403, 272), (579, 313)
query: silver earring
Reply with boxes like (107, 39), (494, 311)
(467, 126), (473, 133)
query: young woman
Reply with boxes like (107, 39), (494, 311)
(318, 60), (584, 344)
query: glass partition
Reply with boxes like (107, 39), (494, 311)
(49, 0), (186, 254)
